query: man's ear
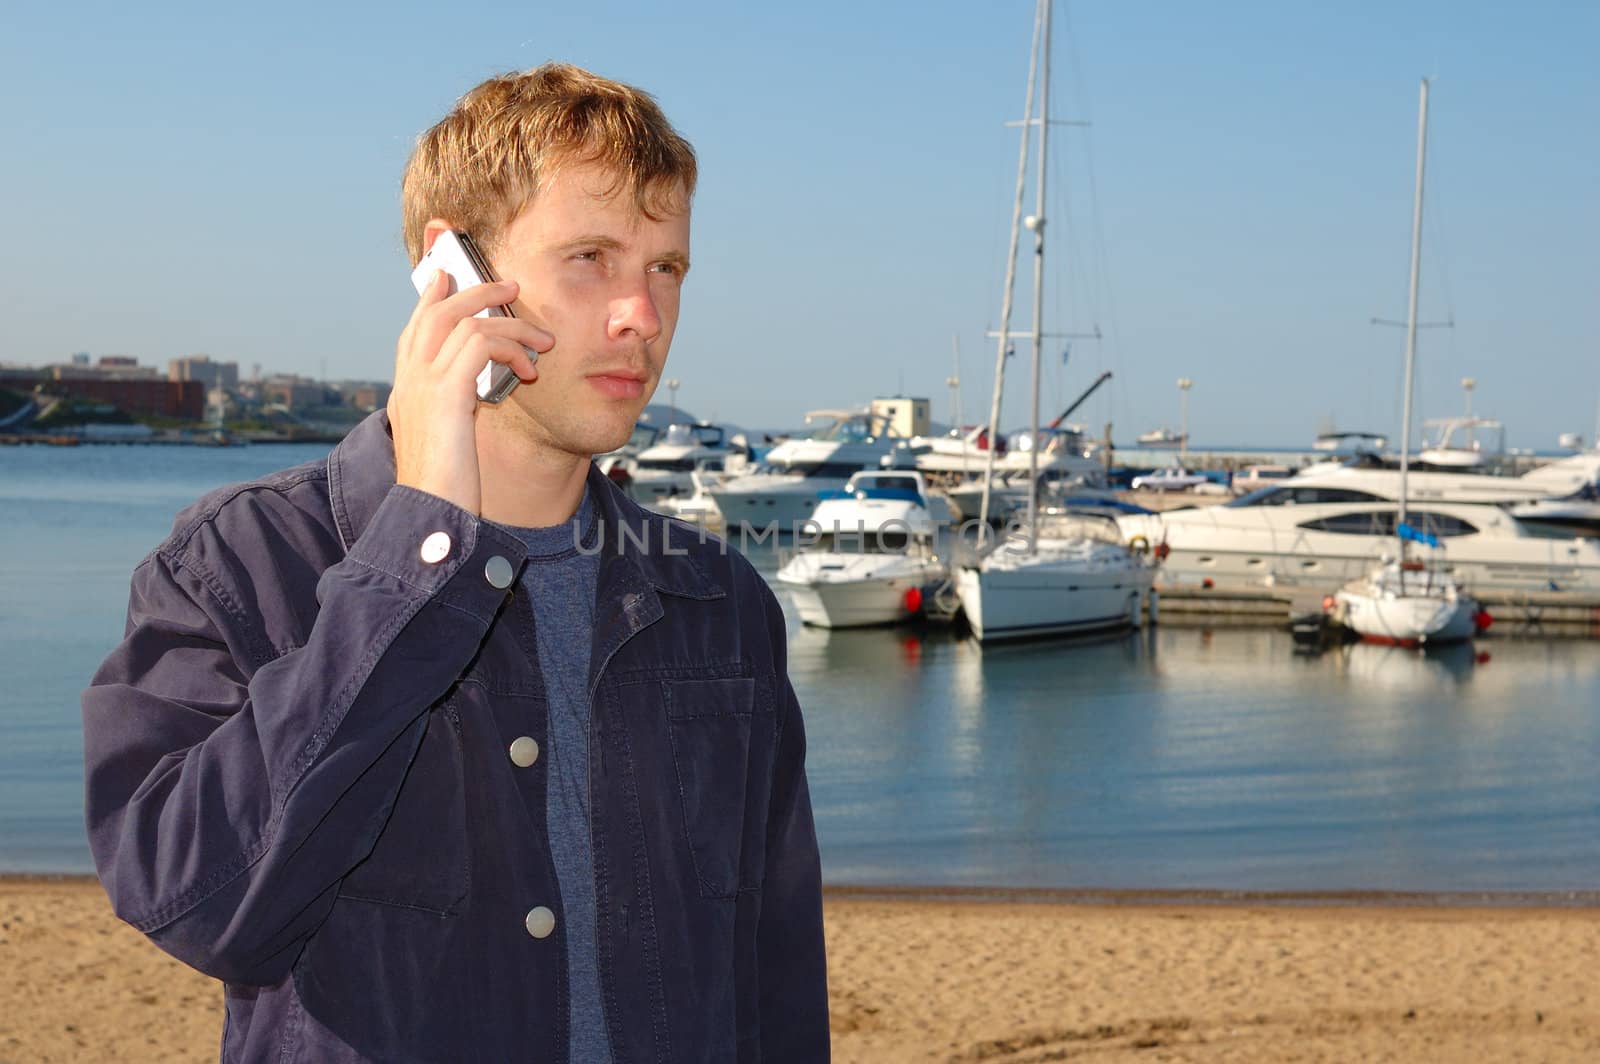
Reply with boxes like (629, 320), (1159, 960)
(421, 218), (456, 257)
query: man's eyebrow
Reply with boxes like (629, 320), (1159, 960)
(551, 234), (627, 254)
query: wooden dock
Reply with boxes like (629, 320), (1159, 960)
(1153, 582), (1600, 638)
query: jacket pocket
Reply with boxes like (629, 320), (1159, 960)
(337, 705), (470, 915)
(662, 676), (773, 899)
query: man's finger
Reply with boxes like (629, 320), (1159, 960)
(442, 314), (556, 355)
(439, 332), (541, 385)
(410, 280), (521, 365)
(430, 279), (520, 322)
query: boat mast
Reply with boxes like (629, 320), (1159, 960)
(1024, 0), (1053, 551)
(977, 0), (1043, 533)
(1397, 78), (1429, 563)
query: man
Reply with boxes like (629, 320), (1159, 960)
(82, 63), (829, 1062)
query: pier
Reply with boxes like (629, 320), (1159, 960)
(1153, 581), (1600, 637)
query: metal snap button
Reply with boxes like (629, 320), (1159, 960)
(419, 531), (452, 565)
(485, 555), (515, 589)
(525, 906), (556, 939)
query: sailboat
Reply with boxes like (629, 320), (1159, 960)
(954, 0), (1154, 643)
(1334, 79), (1485, 647)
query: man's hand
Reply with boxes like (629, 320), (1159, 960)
(389, 272), (551, 514)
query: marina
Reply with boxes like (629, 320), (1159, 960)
(6, 442), (1600, 895)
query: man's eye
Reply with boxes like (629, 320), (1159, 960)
(649, 262), (684, 277)
(572, 250), (601, 263)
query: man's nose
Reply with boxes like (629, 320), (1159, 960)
(607, 277), (663, 345)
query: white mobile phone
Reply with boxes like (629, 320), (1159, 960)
(410, 230), (524, 404)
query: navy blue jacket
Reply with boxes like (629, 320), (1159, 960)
(81, 412), (829, 1062)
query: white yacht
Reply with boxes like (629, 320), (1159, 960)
(1333, 79), (1482, 647)
(953, 0), (1156, 644)
(1313, 430), (1388, 453)
(1137, 427), (1186, 447)
(1335, 558), (1482, 645)
(625, 423), (746, 509)
(653, 461), (734, 527)
(706, 409), (907, 533)
(1417, 416), (1505, 471)
(595, 420), (663, 489)
(1117, 495), (1600, 594)
(775, 471), (951, 628)
(958, 512), (1154, 641)
(899, 423), (1101, 481)
(943, 446), (1105, 523)
(1258, 452), (1600, 505)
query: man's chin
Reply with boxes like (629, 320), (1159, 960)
(502, 394), (641, 458)
(557, 412), (641, 459)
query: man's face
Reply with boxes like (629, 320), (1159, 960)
(487, 162), (690, 457)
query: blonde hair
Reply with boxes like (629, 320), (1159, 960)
(401, 63), (697, 264)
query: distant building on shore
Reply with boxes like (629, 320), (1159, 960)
(345, 382), (392, 412)
(0, 355), (204, 420)
(48, 356), (161, 381)
(261, 374), (334, 411)
(169, 355), (240, 391)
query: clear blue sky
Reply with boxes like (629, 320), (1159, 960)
(3, 1), (1595, 447)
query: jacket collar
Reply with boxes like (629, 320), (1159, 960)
(328, 410), (723, 600)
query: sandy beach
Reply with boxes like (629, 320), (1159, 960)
(3, 877), (1598, 1062)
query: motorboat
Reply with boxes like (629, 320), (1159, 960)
(1116, 494), (1600, 594)
(595, 419), (663, 487)
(952, 0), (1156, 644)
(1137, 427), (1186, 447)
(775, 470), (951, 628)
(653, 461), (731, 527)
(624, 423), (747, 509)
(899, 422), (1101, 482)
(1313, 430), (1388, 453)
(943, 461), (1104, 523)
(1416, 416), (1506, 472)
(1224, 457), (1600, 506)
(705, 408), (909, 532)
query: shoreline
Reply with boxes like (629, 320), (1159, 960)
(13, 873), (1600, 910)
(4, 877), (1598, 1061)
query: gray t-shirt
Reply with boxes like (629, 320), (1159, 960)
(496, 488), (610, 1063)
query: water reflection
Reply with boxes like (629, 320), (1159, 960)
(780, 612), (1600, 892)
(1333, 641), (1478, 693)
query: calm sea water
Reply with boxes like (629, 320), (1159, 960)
(4, 445), (1599, 892)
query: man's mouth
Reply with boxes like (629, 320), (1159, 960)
(586, 369), (647, 400)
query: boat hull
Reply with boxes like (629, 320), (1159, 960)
(776, 554), (945, 629)
(627, 470), (693, 509)
(955, 555), (1151, 642)
(1335, 588), (1478, 646)
(1117, 507), (1600, 595)
(707, 481), (844, 533)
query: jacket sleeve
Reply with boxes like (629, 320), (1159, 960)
(81, 486), (526, 985)
(754, 583), (831, 1060)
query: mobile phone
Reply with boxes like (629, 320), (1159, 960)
(410, 230), (525, 404)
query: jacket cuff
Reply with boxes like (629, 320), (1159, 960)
(345, 486), (528, 622)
